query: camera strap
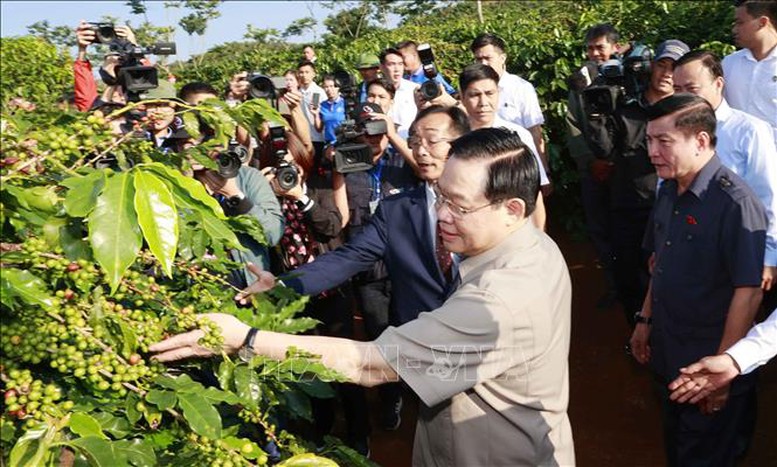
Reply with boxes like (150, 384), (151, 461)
(369, 157), (386, 201)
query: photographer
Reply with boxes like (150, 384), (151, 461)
(585, 39), (689, 326)
(361, 78), (416, 172)
(192, 145), (284, 288)
(565, 23), (622, 308)
(73, 20), (138, 111)
(257, 129), (369, 453)
(397, 40), (457, 96)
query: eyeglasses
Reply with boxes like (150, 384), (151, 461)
(432, 184), (499, 219)
(407, 136), (453, 152)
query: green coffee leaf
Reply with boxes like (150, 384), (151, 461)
(133, 170), (178, 276)
(62, 170), (106, 217)
(68, 412), (107, 439)
(87, 171), (142, 292)
(177, 392), (222, 439)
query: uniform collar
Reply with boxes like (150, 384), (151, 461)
(685, 156), (722, 200)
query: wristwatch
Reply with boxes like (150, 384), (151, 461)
(238, 327), (259, 362)
(633, 312), (652, 325)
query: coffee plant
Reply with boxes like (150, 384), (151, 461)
(0, 99), (369, 466)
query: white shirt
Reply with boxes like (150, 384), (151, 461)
(722, 46), (777, 145)
(493, 116), (550, 186)
(497, 72), (545, 130)
(300, 82), (327, 143)
(391, 78), (419, 137)
(715, 99), (777, 266)
(726, 308), (777, 375)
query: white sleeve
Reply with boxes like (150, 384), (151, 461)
(726, 308), (777, 375)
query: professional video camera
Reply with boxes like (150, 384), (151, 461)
(266, 125), (299, 191)
(88, 22), (176, 99)
(417, 43), (442, 100)
(580, 43), (653, 117)
(330, 71), (388, 173)
(214, 140), (250, 179)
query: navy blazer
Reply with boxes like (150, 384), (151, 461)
(282, 185), (455, 325)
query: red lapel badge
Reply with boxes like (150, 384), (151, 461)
(686, 215), (697, 225)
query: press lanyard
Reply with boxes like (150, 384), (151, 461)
(369, 157), (385, 201)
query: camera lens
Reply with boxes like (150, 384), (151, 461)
(217, 153), (241, 179)
(420, 80), (441, 100)
(275, 164), (298, 191)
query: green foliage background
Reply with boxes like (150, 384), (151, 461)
(0, 36), (72, 109)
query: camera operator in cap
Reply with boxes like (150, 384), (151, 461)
(565, 23), (623, 309)
(630, 93), (766, 467)
(356, 53), (382, 102)
(584, 38), (689, 327)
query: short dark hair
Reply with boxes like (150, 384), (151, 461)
(673, 50), (723, 79)
(413, 105), (471, 138)
(379, 47), (403, 64)
(736, 0), (777, 27)
(178, 82), (218, 101)
(303, 44), (314, 51)
(321, 73), (338, 86)
(396, 40), (418, 51)
(297, 60), (316, 71)
(459, 63), (500, 94)
(646, 93), (718, 147)
(366, 77), (396, 99)
(584, 23), (619, 44)
(470, 32), (506, 54)
(449, 127), (539, 216)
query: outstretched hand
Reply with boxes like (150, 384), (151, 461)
(668, 354), (740, 404)
(234, 263), (278, 304)
(149, 313), (250, 362)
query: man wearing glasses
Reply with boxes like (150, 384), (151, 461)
(152, 127), (575, 465)
(231, 105), (471, 432)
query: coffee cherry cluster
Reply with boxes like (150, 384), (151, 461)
(185, 433), (268, 466)
(1, 369), (70, 424)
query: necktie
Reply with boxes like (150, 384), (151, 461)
(435, 223), (453, 283)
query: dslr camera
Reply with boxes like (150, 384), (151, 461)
(417, 43), (441, 100)
(215, 141), (250, 179)
(267, 125), (299, 191)
(88, 22), (176, 99)
(581, 43), (653, 117)
(244, 74), (287, 101)
(333, 103), (388, 174)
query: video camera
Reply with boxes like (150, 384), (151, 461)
(215, 141), (250, 179)
(331, 70), (388, 173)
(266, 125), (299, 191)
(88, 22), (176, 100)
(580, 43), (653, 117)
(417, 43), (441, 100)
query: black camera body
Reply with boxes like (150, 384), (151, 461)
(88, 22), (117, 44)
(417, 43), (441, 100)
(333, 103), (388, 174)
(267, 125), (299, 191)
(245, 74), (287, 100)
(216, 141), (250, 179)
(581, 43), (653, 117)
(88, 23), (176, 99)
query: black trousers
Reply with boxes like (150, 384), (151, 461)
(657, 379), (757, 467)
(610, 206), (651, 324)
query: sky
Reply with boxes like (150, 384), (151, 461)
(0, 0), (351, 61)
